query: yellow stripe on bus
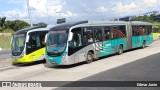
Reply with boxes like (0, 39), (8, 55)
(12, 48), (45, 63)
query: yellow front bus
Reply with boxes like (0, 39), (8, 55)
(11, 26), (49, 65)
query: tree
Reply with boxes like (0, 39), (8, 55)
(5, 20), (30, 31)
(33, 22), (47, 27)
(0, 17), (6, 32)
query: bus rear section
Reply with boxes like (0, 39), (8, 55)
(11, 27), (49, 64)
(130, 21), (153, 49)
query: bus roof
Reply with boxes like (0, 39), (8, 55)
(50, 21), (88, 30)
(131, 21), (152, 25)
(15, 26), (48, 34)
(50, 20), (152, 31)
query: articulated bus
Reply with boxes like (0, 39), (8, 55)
(11, 26), (49, 65)
(44, 21), (152, 67)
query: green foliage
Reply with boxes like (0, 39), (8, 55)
(131, 13), (160, 23)
(0, 35), (12, 49)
(0, 29), (15, 34)
(0, 17), (6, 30)
(33, 22), (47, 27)
(5, 20), (30, 31)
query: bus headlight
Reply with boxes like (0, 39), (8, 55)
(62, 52), (67, 61)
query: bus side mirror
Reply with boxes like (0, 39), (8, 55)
(68, 32), (73, 41)
(45, 33), (48, 44)
(26, 35), (30, 43)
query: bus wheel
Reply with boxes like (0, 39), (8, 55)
(86, 52), (93, 64)
(142, 41), (146, 49)
(117, 45), (123, 55)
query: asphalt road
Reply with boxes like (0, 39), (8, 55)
(55, 52), (160, 90)
(0, 40), (160, 90)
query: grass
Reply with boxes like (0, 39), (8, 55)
(0, 35), (12, 49)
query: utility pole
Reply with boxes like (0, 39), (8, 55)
(105, 4), (117, 20)
(26, 0), (33, 27)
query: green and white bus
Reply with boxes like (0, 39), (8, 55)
(44, 20), (152, 67)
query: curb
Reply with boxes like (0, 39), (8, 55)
(0, 65), (16, 72)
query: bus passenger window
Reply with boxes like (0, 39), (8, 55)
(104, 27), (110, 40)
(68, 28), (83, 56)
(83, 27), (93, 45)
(72, 33), (82, 48)
(70, 28), (83, 48)
(93, 28), (102, 42)
(118, 26), (126, 38)
(110, 27), (117, 39)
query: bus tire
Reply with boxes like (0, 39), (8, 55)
(44, 59), (56, 68)
(142, 41), (146, 49)
(86, 52), (93, 64)
(117, 45), (123, 55)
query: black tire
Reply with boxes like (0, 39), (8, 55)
(142, 41), (146, 49)
(86, 52), (94, 64)
(117, 45), (123, 55)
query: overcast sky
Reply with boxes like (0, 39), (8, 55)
(0, 0), (160, 24)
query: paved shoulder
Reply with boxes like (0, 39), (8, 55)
(55, 52), (160, 90)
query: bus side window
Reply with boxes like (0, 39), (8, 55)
(133, 26), (139, 36)
(26, 31), (45, 55)
(93, 28), (102, 42)
(149, 26), (152, 34)
(118, 26), (126, 38)
(104, 27), (110, 40)
(83, 27), (93, 45)
(132, 26), (136, 36)
(110, 27), (117, 39)
(68, 28), (83, 56)
(70, 28), (83, 48)
(142, 26), (146, 35)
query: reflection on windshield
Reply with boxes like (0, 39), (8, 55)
(47, 30), (67, 56)
(12, 33), (26, 56)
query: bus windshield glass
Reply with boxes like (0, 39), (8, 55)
(12, 33), (26, 56)
(47, 30), (68, 56)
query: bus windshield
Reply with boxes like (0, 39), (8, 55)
(12, 33), (26, 56)
(47, 30), (68, 56)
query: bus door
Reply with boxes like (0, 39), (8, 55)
(103, 27), (112, 55)
(137, 26), (144, 46)
(146, 26), (151, 41)
(132, 26), (139, 48)
(110, 27), (118, 54)
(93, 27), (103, 51)
(26, 31), (46, 61)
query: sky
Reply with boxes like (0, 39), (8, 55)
(0, 0), (160, 24)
